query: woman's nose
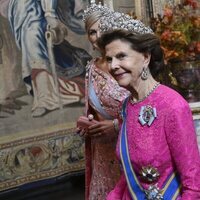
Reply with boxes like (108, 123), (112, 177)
(109, 58), (119, 71)
(96, 30), (101, 38)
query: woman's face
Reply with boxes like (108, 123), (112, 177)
(105, 39), (150, 90)
(87, 20), (101, 50)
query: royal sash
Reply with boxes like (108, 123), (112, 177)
(119, 97), (181, 200)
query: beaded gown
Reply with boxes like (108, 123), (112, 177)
(84, 58), (130, 200)
(107, 84), (200, 200)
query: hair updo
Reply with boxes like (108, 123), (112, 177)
(84, 11), (102, 34)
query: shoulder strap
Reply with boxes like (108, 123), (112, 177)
(120, 97), (145, 199)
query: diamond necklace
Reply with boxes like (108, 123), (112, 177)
(130, 82), (160, 104)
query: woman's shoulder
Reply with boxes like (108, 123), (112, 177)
(87, 57), (105, 71)
(86, 58), (96, 68)
(158, 84), (184, 99)
(157, 84), (190, 110)
(85, 59), (93, 72)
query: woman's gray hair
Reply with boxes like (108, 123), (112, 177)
(98, 29), (165, 78)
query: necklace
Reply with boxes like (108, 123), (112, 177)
(130, 82), (160, 105)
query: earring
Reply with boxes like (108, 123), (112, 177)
(141, 68), (148, 80)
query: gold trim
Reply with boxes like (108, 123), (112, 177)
(0, 124), (85, 191)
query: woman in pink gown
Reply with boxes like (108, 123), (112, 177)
(97, 12), (200, 200)
(77, 2), (130, 200)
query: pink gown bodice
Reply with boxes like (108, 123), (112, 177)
(85, 58), (130, 118)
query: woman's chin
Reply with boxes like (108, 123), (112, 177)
(117, 80), (129, 89)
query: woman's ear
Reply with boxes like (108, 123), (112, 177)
(143, 53), (151, 66)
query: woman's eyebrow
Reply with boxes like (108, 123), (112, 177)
(115, 52), (127, 58)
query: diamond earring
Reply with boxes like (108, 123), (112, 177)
(141, 68), (148, 80)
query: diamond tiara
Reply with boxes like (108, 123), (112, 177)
(99, 11), (153, 34)
(82, 1), (111, 22)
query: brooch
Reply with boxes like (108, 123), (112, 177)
(140, 166), (160, 182)
(144, 184), (163, 200)
(139, 105), (157, 126)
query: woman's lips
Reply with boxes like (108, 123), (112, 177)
(114, 72), (127, 80)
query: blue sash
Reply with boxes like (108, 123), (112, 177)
(119, 97), (181, 200)
(88, 78), (112, 119)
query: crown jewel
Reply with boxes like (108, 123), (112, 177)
(99, 12), (153, 34)
(82, 1), (111, 22)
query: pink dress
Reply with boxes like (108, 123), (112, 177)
(84, 59), (130, 200)
(107, 84), (200, 200)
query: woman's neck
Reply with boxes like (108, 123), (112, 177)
(130, 76), (159, 103)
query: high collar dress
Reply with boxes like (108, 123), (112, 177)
(107, 84), (200, 200)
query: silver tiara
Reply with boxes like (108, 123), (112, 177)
(82, 1), (111, 22)
(99, 12), (153, 34)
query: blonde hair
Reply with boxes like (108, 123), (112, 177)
(85, 11), (102, 34)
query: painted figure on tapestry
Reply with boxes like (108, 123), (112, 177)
(97, 11), (200, 199)
(0, 8), (25, 117)
(0, 0), (91, 117)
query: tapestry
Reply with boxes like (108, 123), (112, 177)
(0, 0), (91, 191)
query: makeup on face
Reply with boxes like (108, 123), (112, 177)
(105, 39), (146, 88)
(88, 20), (101, 50)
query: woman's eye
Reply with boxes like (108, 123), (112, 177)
(117, 53), (126, 60)
(106, 57), (112, 63)
(89, 30), (96, 35)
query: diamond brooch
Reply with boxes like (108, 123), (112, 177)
(139, 105), (157, 126)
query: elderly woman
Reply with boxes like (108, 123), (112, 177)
(97, 14), (200, 200)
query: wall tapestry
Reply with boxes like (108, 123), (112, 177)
(0, 0), (91, 191)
